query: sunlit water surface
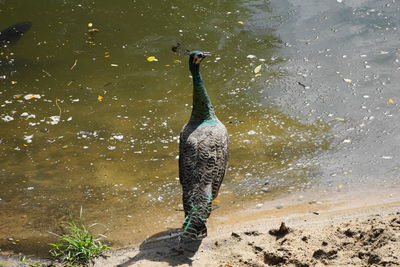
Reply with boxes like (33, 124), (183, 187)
(0, 0), (330, 255)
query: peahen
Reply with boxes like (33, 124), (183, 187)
(179, 50), (229, 239)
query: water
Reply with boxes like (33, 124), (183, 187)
(267, 0), (400, 190)
(0, 0), (333, 255)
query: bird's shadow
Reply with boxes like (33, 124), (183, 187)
(117, 228), (202, 267)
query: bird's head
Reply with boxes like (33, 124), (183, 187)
(190, 51), (211, 65)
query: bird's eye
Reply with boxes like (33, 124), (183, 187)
(197, 53), (203, 58)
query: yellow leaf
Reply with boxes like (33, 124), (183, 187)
(254, 64), (262, 73)
(98, 95), (103, 101)
(11, 81), (17, 85)
(104, 55), (110, 59)
(237, 21), (244, 24)
(88, 23), (93, 27)
(174, 59), (182, 63)
(335, 117), (345, 121)
(213, 199), (220, 203)
(343, 78), (352, 83)
(147, 56), (158, 62)
(255, 73), (262, 77)
(62, 145), (68, 149)
(387, 98), (394, 103)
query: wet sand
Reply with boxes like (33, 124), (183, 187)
(2, 186), (399, 267)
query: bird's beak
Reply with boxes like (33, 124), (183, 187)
(194, 52), (211, 64)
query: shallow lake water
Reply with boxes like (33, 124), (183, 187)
(2, 0), (398, 256)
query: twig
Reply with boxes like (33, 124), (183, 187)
(55, 98), (62, 117)
(70, 59), (78, 70)
(42, 69), (52, 77)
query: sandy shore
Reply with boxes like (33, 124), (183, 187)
(2, 187), (399, 267)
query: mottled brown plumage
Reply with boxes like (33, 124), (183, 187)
(179, 51), (228, 239)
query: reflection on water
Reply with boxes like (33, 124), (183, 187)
(0, 0), (329, 255)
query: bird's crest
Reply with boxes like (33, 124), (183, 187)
(171, 43), (211, 64)
(171, 43), (190, 55)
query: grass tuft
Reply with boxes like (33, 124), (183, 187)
(49, 208), (110, 266)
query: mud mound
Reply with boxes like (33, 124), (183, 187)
(220, 213), (400, 267)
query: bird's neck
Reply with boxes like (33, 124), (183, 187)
(190, 64), (216, 121)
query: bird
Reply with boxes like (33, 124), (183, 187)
(0, 21), (32, 46)
(178, 50), (229, 239)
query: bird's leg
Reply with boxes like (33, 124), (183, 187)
(211, 205), (220, 211)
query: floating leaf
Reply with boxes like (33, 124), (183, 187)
(174, 59), (182, 63)
(335, 117), (345, 121)
(88, 23), (93, 27)
(110, 64), (118, 67)
(213, 199), (221, 203)
(1, 115), (14, 122)
(255, 73), (261, 77)
(343, 78), (352, 83)
(97, 96), (103, 101)
(147, 56), (158, 62)
(387, 98), (394, 103)
(104, 55), (110, 59)
(11, 81), (17, 85)
(237, 21), (244, 24)
(62, 145), (68, 149)
(254, 64), (262, 73)
(24, 94), (41, 100)
(48, 116), (60, 125)
(88, 28), (99, 34)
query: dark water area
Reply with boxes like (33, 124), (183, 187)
(1, 0), (398, 257)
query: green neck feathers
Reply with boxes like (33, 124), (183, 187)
(189, 64), (216, 121)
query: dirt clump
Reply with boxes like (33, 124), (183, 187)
(221, 213), (400, 267)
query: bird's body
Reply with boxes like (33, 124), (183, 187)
(0, 21), (32, 46)
(179, 51), (228, 239)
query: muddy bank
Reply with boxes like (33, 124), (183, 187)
(1, 188), (399, 266)
(90, 198), (400, 267)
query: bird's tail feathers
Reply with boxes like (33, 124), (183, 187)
(182, 185), (212, 239)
